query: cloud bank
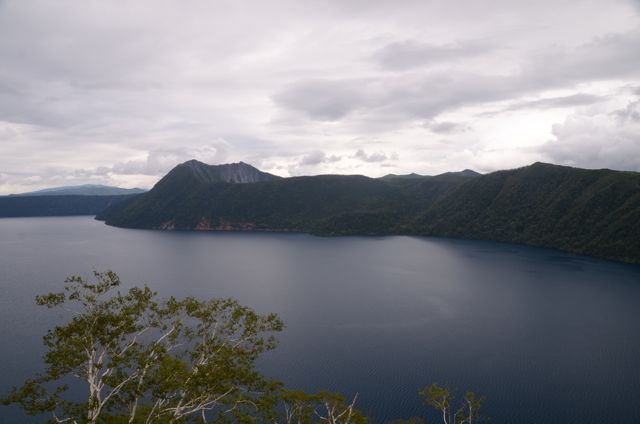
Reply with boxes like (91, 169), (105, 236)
(0, 0), (639, 193)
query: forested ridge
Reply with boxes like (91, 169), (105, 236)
(92, 160), (640, 264)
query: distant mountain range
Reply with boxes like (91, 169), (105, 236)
(11, 184), (146, 196)
(97, 160), (640, 264)
(0, 195), (136, 218)
(0, 184), (145, 218)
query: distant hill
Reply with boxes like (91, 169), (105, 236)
(379, 172), (427, 180)
(379, 169), (480, 180)
(0, 195), (138, 218)
(97, 160), (640, 263)
(12, 184), (146, 196)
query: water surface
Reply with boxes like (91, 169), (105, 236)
(1, 217), (639, 423)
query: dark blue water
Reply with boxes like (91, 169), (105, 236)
(1, 217), (640, 423)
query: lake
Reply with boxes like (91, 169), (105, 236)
(1, 216), (640, 423)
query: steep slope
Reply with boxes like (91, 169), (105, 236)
(316, 171), (479, 234)
(160, 160), (281, 186)
(12, 184), (146, 196)
(99, 160), (478, 233)
(99, 173), (408, 231)
(413, 162), (640, 263)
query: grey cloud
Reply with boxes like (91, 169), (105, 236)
(478, 93), (608, 117)
(275, 31), (640, 125)
(613, 99), (640, 124)
(272, 79), (366, 121)
(353, 149), (398, 163)
(522, 32), (640, 86)
(424, 120), (471, 134)
(111, 144), (230, 176)
(507, 93), (606, 111)
(373, 40), (492, 70)
(272, 72), (520, 124)
(299, 150), (342, 166)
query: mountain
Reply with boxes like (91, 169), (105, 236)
(0, 195), (138, 218)
(12, 184), (146, 196)
(379, 169), (480, 181)
(439, 169), (481, 178)
(411, 162), (640, 263)
(98, 160), (640, 264)
(164, 160), (281, 185)
(379, 172), (427, 180)
(98, 160), (475, 232)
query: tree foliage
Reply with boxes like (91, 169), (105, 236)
(278, 390), (366, 424)
(419, 383), (485, 424)
(1, 271), (286, 423)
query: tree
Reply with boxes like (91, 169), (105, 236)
(419, 383), (485, 424)
(279, 390), (365, 424)
(1, 271), (284, 423)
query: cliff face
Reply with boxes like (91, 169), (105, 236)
(176, 160), (281, 184)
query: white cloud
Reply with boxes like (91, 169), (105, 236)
(111, 142), (231, 176)
(539, 99), (640, 171)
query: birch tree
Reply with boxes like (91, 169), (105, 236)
(419, 383), (485, 424)
(279, 390), (365, 424)
(0, 271), (283, 424)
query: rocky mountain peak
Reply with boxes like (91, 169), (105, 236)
(176, 160), (281, 184)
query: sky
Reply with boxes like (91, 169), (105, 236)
(1, 0), (639, 193)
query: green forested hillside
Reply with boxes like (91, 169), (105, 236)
(98, 160), (640, 263)
(412, 162), (640, 263)
(98, 161), (474, 232)
(100, 174), (410, 231)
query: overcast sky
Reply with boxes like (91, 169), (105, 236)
(1, 0), (639, 193)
